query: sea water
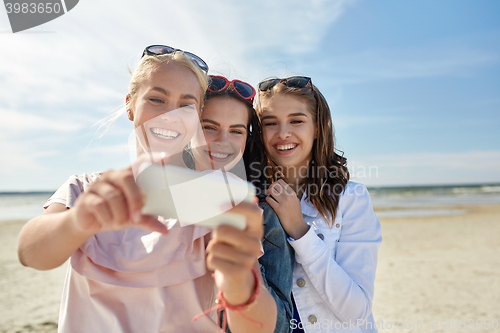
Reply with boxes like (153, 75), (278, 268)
(368, 184), (500, 218)
(0, 192), (53, 222)
(1, 184), (500, 222)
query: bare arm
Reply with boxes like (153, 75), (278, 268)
(224, 261), (277, 333)
(18, 203), (93, 270)
(206, 203), (277, 333)
(18, 167), (169, 270)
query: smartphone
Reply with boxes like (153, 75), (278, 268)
(135, 163), (255, 230)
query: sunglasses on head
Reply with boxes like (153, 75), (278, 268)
(142, 45), (209, 73)
(258, 76), (312, 92)
(208, 75), (256, 102)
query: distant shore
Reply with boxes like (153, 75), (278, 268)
(1, 203), (499, 332)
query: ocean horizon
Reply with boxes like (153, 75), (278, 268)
(1, 182), (500, 222)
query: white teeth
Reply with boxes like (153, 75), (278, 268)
(150, 128), (180, 139)
(277, 144), (296, 151)
(210, 152), (230, 159)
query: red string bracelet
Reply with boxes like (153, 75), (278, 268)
(192, 267), (263, 332)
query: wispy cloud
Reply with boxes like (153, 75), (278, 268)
(0, 107), (84, 132)
(1, 1), (498, 190)
(0, 0), (355, 106)
(78, 143), (130, 159)
(0, 133), (59, 174)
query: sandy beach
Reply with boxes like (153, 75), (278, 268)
(1, 204), (499, 333)
(372, 204), (500, 333)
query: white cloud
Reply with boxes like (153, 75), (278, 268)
(0, 133), (59, 174)
(78, 143), (130, 159)
(0, 0), (356, 189)
(4, 1), (497, 190)
(0, 107), (84, 132)
(0, 0), (354, 105)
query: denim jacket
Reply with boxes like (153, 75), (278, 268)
(259, 201), (295, 333)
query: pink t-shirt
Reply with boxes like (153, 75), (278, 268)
(46, 173), (220, 333)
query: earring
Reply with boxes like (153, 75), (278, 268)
(127, 109), (134, 121)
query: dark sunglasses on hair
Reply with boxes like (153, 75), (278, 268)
(258, 76), (312, 91)
(142, 45), (209, 73)
(208, 75), (256, 102)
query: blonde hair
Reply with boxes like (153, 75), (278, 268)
(99, 51), (208, 135)
(128, 52), (208, 110)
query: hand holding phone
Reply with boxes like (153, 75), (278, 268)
(136, 164), (255, 229)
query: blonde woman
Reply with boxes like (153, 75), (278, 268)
(18, 46), (276, 333)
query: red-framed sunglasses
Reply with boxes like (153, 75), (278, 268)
(208, 75), (256, 102)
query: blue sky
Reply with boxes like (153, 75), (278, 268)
(0, 0), (499, 190)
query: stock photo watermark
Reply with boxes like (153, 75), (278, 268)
(290, 318), (499, 331)
(3, 0), (78, 33)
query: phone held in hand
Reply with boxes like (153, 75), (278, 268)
(136, 164), (255, 230)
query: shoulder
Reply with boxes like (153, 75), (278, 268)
(343, 181), (369, 195)
(66, 172), (102, 187)
(337, 181), (381, 240)
(44, 172), (102, 209)
(63, 172), (103, 194)
(339, 181), (371, 206)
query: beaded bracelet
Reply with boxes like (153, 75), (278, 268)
(192, 268), (263, 332)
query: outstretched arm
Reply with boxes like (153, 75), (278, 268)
(206, 202), (277, 333)
(18, 167), (168, 270)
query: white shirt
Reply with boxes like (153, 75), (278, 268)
(289, 181), (382, 333)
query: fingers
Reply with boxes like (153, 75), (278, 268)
(206, 241), (257, 272)
(208, 225), (262, 258)
(87, 181), (129, 224)
(136, 215), (169, 235)
(224, 202), (263, 239)
(75, 192), (112, 231)
(85, 193), (113, 224)
(74, 167), (147, 232)
(265, 179), (295, 198)
(102, 167), (144, 222)
(265, 194), (278, 210)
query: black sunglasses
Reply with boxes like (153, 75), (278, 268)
(142, 45), (209, 73)
(258, 76), (312, 91)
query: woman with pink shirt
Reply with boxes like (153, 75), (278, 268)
(17, 46), (277, 333)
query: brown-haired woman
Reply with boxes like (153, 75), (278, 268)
(190, 75), (294, 332)
(256, 77), (382, 333)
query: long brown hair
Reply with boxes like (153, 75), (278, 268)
(256, 82), (349, 223)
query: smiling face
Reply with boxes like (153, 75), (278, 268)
(129, 61), (202, 161)
(260, 93), (317, 173)
(192, 96), (249, 171)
